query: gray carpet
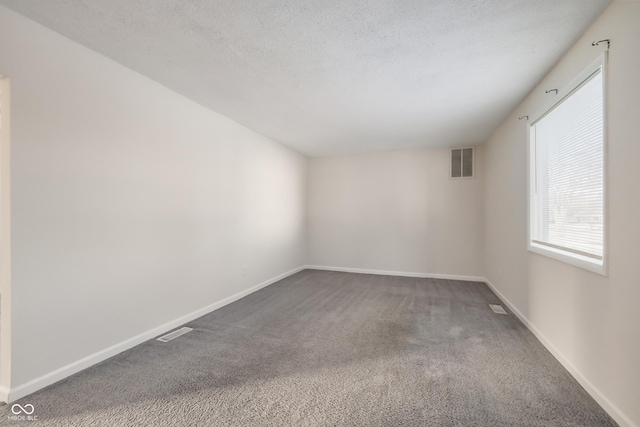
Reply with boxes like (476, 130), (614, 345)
(1, 270), (617, 426)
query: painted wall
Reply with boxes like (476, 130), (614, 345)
(307, 147), (484, 278)
(483, 2), (640, 426)
(0, 5), (306, 392)
(0, 74), (10, 390)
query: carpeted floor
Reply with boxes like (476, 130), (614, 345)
(1, 270), (617, 426)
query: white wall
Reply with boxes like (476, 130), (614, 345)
(0, 74), (10, 392)
(307, 147), (484, 278)
(0, 5), (306, 395)
(483, 2), (640, 426)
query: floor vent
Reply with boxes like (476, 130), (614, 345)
(489, 304), (508, 314)
(156, 327), (193, 342)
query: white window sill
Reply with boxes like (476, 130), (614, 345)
(528, 242), (606, 276)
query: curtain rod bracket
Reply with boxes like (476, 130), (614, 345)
(592, 39), (610, 49)
(519, 116), (528, 121)
(545, 89), (558, 95)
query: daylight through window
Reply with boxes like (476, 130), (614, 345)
(529, 56), (605, 274)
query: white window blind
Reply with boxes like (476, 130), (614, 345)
(529, 60), (605, 272)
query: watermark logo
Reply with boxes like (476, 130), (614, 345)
(8, 403), (38, 421)
(11, 404), (35, 415)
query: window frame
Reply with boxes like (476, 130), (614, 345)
(527, 53), (608, 276)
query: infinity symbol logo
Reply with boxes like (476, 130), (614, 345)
(11, 403), (35, 415)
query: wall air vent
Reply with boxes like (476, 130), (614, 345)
(451, 147), (474, 178)
(156, 327), (193, 342)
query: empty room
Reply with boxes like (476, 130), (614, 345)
(0, 0), (638, 426)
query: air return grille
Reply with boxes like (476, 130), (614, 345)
(451, 147), (474, 178)
(156, 327), (193, 342)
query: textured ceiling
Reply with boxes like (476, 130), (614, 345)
(0, 0), (611, 156)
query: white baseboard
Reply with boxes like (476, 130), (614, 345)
(2, 265), (306, 404)
(6, 266), (632, 427)
(305, 265), (485, 283)
(484, 278), (636, 427)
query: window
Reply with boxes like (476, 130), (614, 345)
(528, 55), (606, 275)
